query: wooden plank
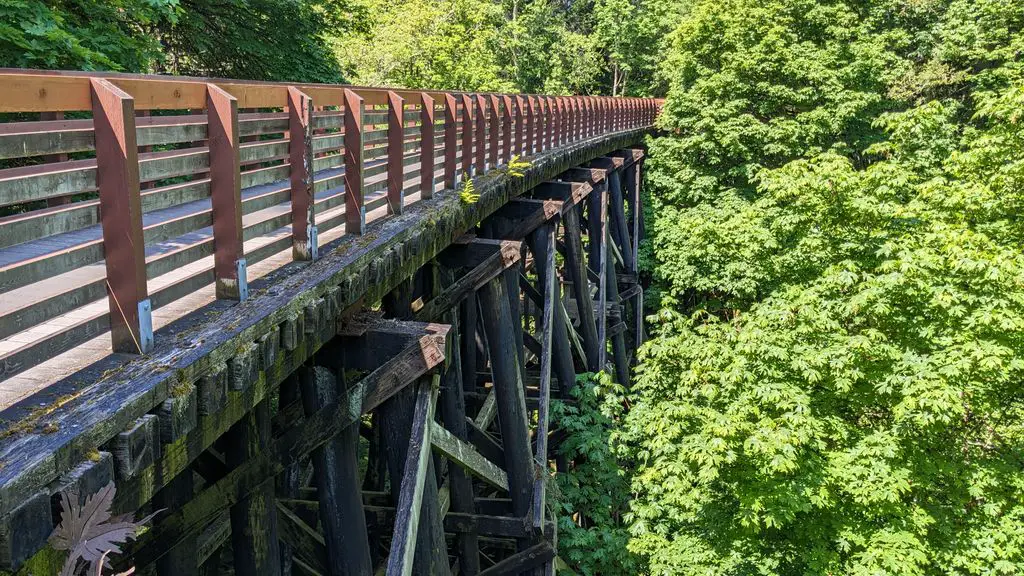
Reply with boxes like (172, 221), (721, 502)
(385, 376), (443, 576)
(430, 421), (508, 491)
(477, 542), (555, 576)
(502, 94), (513, 164)
(387, 91), (405, 216)
(529, 221), (558, 532)
(90, 77), (152, 354)
(276, 500), (329, 575)
(290, 86), (317, 259)
(420, 93), (435, 199)
(416, 241), (520, 321)
(344, 88), (365, 234)
(207, 83), (246, 300)
(489, 94), (501, 167)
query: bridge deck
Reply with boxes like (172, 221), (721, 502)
(0, 69), (658, 574)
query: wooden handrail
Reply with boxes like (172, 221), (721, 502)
(0, 68), (661, 371)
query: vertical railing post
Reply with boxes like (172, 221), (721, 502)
(526, 96), (536, 155)
(475, 95), (487, 174)
(344, 88), (365, 235)
(488, 94), (500, 167)
(541, 97), (550, 150)
(288, 87), (316, 260)
(421, 92), (436, 198)
(444, 94), (458, 188)
(511, 95), (522, 158)
(207, 84), (247, 300)
(91, 78), (152, 354)
(387, 91), (405, 215)
(554, 97), (563, 146)
(461, 94), (474, 179)
(502, 95), (514, 163)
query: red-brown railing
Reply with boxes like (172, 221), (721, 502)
(0, 70), (660, 389)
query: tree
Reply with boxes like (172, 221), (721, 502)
(624, 0), (1024, 573)
(0, 0), (179, 71)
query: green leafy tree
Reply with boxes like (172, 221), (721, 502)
(553, 373), (640, 575)
(624, 0), (1024, 573)
(0, 0), (179, 71)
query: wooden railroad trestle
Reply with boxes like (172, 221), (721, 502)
(0, 71), (654, 576)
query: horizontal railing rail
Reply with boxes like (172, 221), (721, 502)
(0, 69), (661, 389)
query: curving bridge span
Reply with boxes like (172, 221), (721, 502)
(0, 70), (659, 575)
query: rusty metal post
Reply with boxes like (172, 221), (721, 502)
(344, 88), (365, 235)
(475, 95), (487, 173)
(387, 91), (405, 215)
(207, 84), (247, 300)
(421, 92), (436, 198)
(488, 94), (500, 167)
(90, 78), (153, 354)
(288, 86), (316, 260)
(444, 94), (458, 188)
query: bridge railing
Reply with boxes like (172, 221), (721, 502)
(0, 69), (660, 388)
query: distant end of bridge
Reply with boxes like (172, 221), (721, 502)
(0, 69), (659, 575)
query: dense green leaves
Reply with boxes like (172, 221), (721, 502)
(627, 0), (1024, 573)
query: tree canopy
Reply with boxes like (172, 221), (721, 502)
(625, 0), (1024, 573)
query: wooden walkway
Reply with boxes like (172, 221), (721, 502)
(0, 69), (658, 575)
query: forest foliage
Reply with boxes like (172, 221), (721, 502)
(629, 0), (1024, 573)
(3, 0), (1024, 574)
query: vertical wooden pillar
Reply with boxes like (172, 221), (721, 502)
(562, 206), (600, 372)
(91, 78), (152, 355)
(300, 366), (373, 576)
(155, 470), (197, 576)
(478, 277), (534, 518)
(421, 93), (436, 198)
(475, 95), (487, 174)
(527, 223), (575, 394)
(276, 374), (301, 575)
(343, 88), (365, 234)
(387, 91), (405, 215)
(289, 87), (316, 260)
(588, 181), (609, 370)
(489, 94), (501, 167)
(438, 285), (481, 574)
(460, 292), (478, 394)
(227, 400), (281, 576)
(608, 170), (634, 272)
(444, 94), (458, 188)
(207, 84), (247, 300)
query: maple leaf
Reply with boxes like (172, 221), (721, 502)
(50, 482), (158, 576)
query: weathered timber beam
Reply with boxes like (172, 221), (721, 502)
(478, 276), (534, 518)
(561, 166), (606, 185)
(417, 240), (521, 321)
(276, 500), (329, 575)
(561, 204), (600, 371)
(477, 542), (556, 576)
(127, 324), (449, 570)
(532, 181), (592, 207)
(300, 366), (372, 576)
(386, 377), (442, 576)
(435, 237), (520, 269)
(430, 421), (509, 491)
(485, 198), (562, 240)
